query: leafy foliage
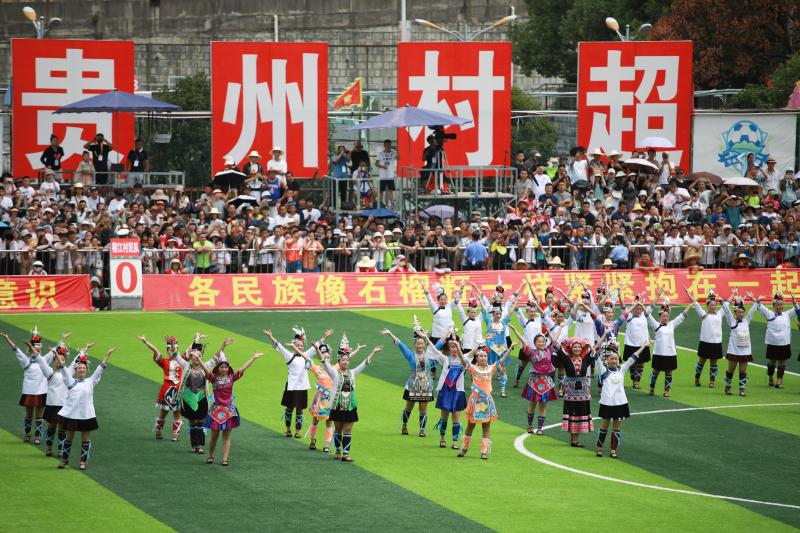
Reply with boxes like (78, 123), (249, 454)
(510, 87), (558, 158)
(511, 0), (670, 83)
(651, 0), (800, 89)
(149, 73), (212, 187)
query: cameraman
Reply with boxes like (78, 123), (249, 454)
(422, 135), (438, 188)
(84, 133), (113, 184)
(331, 145), (351, 207)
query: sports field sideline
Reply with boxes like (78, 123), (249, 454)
(1, 307), (798, 532)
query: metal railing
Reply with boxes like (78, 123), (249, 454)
(0, 243), (783, 278)
(323, 165), (517, 221)
(34, 169), (185, 188)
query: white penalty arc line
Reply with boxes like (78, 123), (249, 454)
(676, 344), (800, 378)
(514, 402), (800, 510)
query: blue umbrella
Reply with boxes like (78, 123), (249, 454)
(53, 89), (180, 113)
(359, 207), (399, 218)
(346, 104), (470, 130)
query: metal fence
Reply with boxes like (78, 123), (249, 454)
(33, 169), (185, 188)
(0, 243), (784, 278)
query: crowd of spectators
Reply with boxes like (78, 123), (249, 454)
(3, 140), (800, 284)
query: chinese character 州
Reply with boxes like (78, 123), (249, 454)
(222, 52), (320, 167)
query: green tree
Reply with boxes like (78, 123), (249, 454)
(726, 53), (800, 109)
(148, 73), (211, 187)
(510, 87), (558, 158)
(511, 0), (669, 83)
(651, 0), (800, 90)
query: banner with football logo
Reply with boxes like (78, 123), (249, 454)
(577, 41), (694, 170)
(397, 42), (512, 170)
(692, 113), (798, 178)
(210, 42), (328, 177)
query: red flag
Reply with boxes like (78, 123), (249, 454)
(332, 78), (362, 110)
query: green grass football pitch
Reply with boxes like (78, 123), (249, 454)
(0, 307), (799, 532)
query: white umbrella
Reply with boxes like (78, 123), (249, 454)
(419, 205), (455, 220)
(623, 158), (659, 174)
(723, 176), (760, 188)
(637, 136), (674, 149)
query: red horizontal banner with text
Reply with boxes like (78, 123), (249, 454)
(0, 276), (92, 313)
(142, 270), (800, 311)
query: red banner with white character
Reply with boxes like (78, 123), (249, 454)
(11, 39), (135, 178)
(577, 41), (693, 170)
(210, 42), (328, 177)
(0, 276), (92, 313)
(142, 269), (799, 311)
(397, 42), (512, 170)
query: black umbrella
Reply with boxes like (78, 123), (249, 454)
(213, 169), (246, 191)
(228, 195), (259, 209)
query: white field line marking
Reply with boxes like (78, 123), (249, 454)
(676, 344), (800, 378)
(514, 402), (800, 510)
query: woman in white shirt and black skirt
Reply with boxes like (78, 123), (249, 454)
(595, 343), (648, 458)
(685, 289), (724, 387)
(2, 330), (49, 445)
(755, 292), (798, 389)
(57, 347), (115, 470)
(721, 291), (758, 396)
(647, 304), (689, 397)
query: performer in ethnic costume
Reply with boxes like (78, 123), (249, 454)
(685, 288), (724, 388)
(419, 280), (461, 380)
(621, 296), (651, 389)
(177, 334), (218, 454)
(721, 290), (757, 396)
(304, 334), (366, 453)
(511, 295), (544, 389)
(264, 327), (333, 438)
(647, 300), (689, 397)
(323, 343), (382, 462)
(197, 351), (261, 466)
(56, 347), (116, 470)
(138, 334), (188, 441)
(455, 295), (484, 353)
(572, 285), (600, 343)
(32, 333), (80, 456)
(455, 335), (518, 460)
(755, 292), (798, 388)
(2, 328), (50, 445)
(481, 301), (514, 397)
(552, 334), (603, 447)
(511, 323), (566, 435)
(382, 320), (436, 436)
(427, 329), (467, 449)
(595, 343), (647, 458)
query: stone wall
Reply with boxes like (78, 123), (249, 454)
(0, 0), (561, 93)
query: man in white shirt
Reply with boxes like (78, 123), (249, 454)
(17, 178), (35, 202)
(530, 164), (552, 199)
(762, 157), (780, 192)
(85, 187), (105, 212)
(107, 189), (127, 213)
(267, 146), (288, 176)
(0, 187), (12, 211)
(663, 181), (690, 218)
(663, 226), (684, 268)
(301, 200), (322, 224)
(376, 140), (397, 209)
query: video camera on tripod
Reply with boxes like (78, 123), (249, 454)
(431, 125), (457, 146)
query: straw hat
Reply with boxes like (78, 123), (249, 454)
(356, 256), (376, 268)
(512, 259), (529, 270)
(272, 146), (283, 154)
(548, 256), (563, 266)
(248, 150), (261, 158)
